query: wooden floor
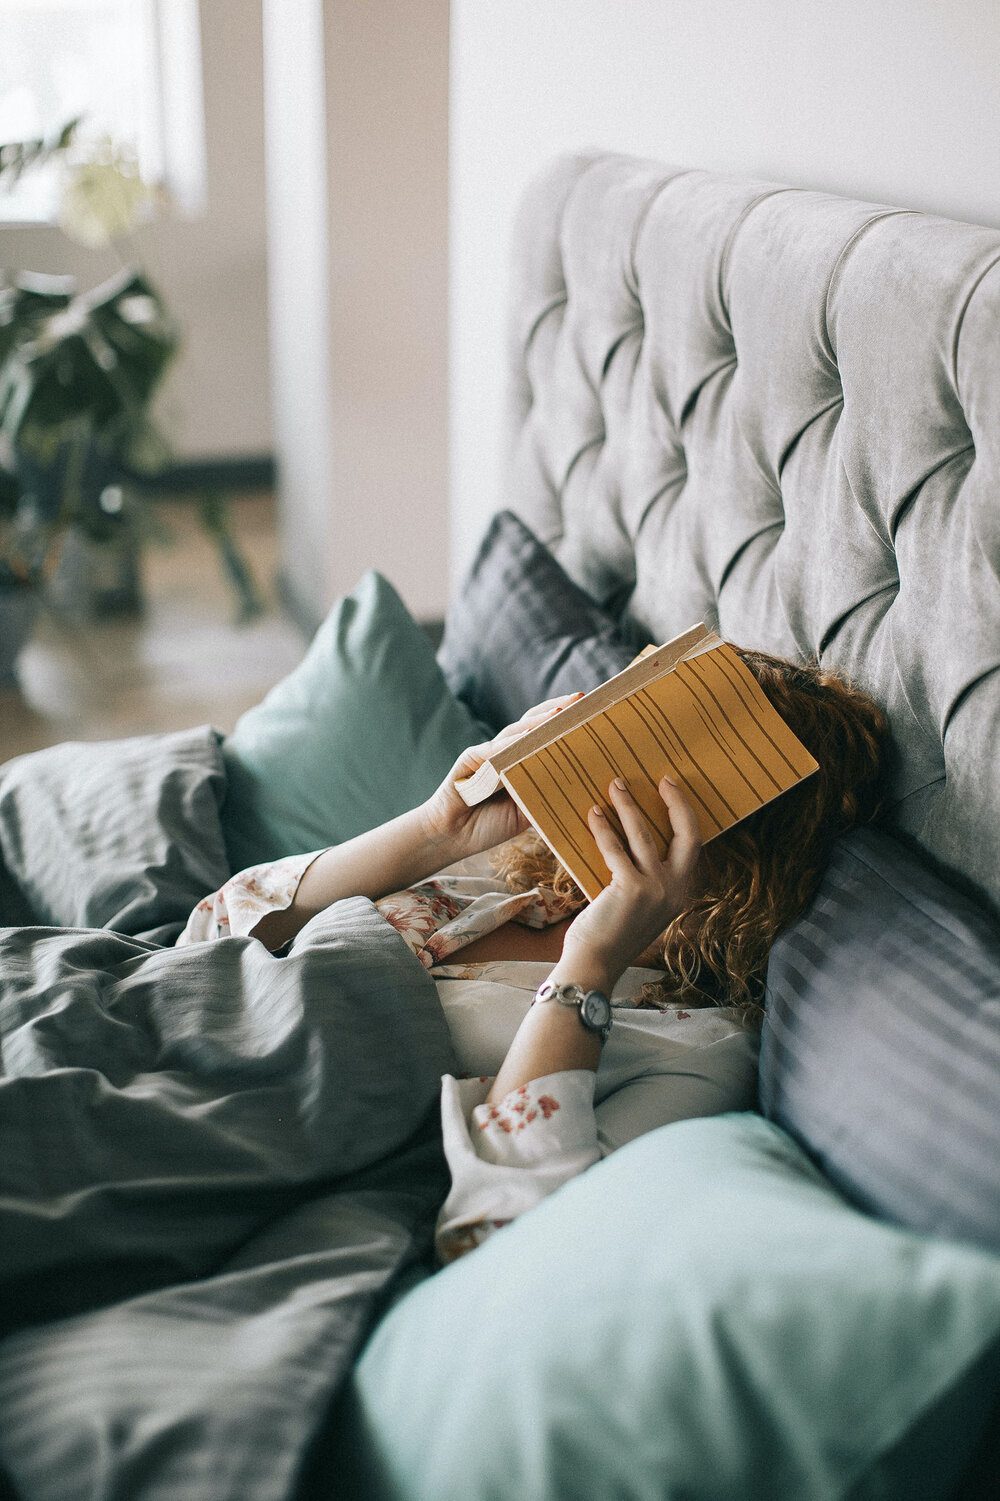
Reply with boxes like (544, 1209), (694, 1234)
(0, 495), (308, 765)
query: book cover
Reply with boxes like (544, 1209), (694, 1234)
(457, 624), (820, 901)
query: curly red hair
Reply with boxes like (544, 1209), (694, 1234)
(491, 648), (890, 1013)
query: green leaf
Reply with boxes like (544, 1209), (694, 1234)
(0, 274), (75, 367)
(0, 268), (178, 454)
(0, 117), (81, 188)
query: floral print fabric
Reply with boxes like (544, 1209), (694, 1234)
(175, 847), (568, 962)
(374, 875), (567, 968)
(435, 1069), (602, 1264)
(175, 849), (325, 945)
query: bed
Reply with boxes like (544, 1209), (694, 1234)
(1, 153), (999, 1500)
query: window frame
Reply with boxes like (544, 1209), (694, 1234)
(0, 0), (206, 228)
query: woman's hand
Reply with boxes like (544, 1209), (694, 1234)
(419, 694), (584, 860)
(557, 777), (703, 993)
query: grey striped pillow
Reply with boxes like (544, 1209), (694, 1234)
(438, 510), (643, 732)
(760, 827), (1000, 1253)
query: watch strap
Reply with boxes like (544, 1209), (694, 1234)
(533, 980), (613, 1043)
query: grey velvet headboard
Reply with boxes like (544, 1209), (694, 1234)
(505, 153), (1000, 918)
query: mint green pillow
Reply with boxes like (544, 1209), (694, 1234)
(335, 1113), (1000, 1501)
(220, 571), (486, 871)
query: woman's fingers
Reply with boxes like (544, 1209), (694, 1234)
(658, 777), (702, 874)
(455, 693), (585, 789)
(587, 803), (636, 879)
(519, 691), (584, 722)
(491, 693), (584, 748)
(599, 776), (702, 882)
(606, 778), (662, 873)
(490, 717), (554, 749)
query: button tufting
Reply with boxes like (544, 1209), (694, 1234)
(506, 152), (1000, 919)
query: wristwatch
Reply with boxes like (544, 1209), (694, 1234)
(532, 980), (613, 1043)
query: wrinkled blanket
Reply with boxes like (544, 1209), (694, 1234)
(0, 899), (457, 1501)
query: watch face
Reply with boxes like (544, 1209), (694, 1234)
(581, 990), (612, 1033)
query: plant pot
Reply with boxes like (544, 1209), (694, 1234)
(0, 584), (39, 687)
(47, 521), (143, 619)
(16, 449), (145, 620)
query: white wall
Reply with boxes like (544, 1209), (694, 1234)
(450, 0), (1000, 587)
(263, 0), (450, 624)
(0, 0), (270, 463)
(261, 0), (332, 620)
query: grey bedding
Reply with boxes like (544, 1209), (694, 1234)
(0, 743), (457, 1501)
(0, 725), (231, 942)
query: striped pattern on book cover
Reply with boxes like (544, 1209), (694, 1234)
(467, 630), (819, 901)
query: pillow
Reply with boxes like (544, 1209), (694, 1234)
(221, 570), (488, 872)
(330, 1113), (1000, 1501)
(759, 826), (1000, 1253)
(0, 724), (229, 942)
(438, 510), (644, 731)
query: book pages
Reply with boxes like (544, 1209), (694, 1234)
(502, 642), (819, 901)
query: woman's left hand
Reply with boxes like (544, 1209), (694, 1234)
(558, 776), (703, 991)
(420, 694), (584, 860)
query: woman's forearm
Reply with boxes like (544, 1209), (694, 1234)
(485, 777), (703, 1105)
(485, 951), (615, 1105)
(252, 806), (461, 951)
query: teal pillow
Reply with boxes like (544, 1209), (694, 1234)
(335, 1113), (1000, 1501)
(221, 571), (487, 871)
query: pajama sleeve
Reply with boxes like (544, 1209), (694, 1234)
(435, 1070), (602, 1263)
(175, 849), (328, 946)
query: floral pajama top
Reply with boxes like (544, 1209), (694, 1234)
(178, 850), (759, 1263)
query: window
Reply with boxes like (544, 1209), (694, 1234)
(0, 0), (206, 224)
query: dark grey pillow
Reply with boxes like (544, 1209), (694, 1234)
(760, 826), (1000, 1253)
(0, 725), (229, 943)
(438, 510), (645, 731)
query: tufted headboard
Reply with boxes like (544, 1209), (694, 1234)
(505, 153), (1000, 918)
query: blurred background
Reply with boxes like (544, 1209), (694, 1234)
(1, 0), (997, 761)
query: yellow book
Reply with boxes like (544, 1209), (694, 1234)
(456, 623), (819, 900)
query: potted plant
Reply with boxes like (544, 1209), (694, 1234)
(0, 459), (38, 684)
(0, 123), (260, 682)
(0, 264), (179, 613)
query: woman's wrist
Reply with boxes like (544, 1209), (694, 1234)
(548, 942), (620, 997)
(413, 801), (470, 871)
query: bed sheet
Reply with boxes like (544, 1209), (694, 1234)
(0, 754), (456, 1501)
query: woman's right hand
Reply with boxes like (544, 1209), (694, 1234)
(419, 694), (584, 860)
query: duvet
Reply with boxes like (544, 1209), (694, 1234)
(0, 732), (456, 1501)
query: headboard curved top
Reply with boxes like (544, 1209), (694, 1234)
(505, 152), (1000, 916)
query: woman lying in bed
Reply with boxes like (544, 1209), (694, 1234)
(179, 649), (887, 1262)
